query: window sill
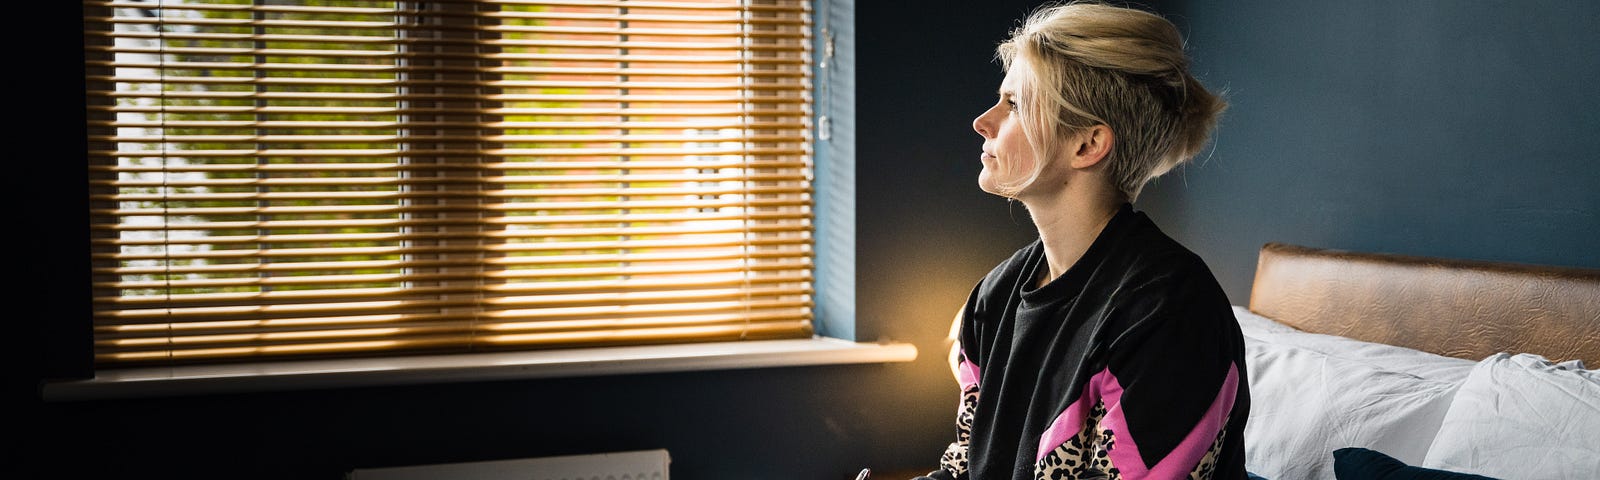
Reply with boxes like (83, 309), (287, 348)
(42, 337), (918, 402)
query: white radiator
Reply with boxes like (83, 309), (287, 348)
(347, 449), (670, 480)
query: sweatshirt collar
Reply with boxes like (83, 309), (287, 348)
(1018, 202), (1138, 304)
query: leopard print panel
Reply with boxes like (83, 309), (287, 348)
(1185, 415), (1230, 480)
(939, 385), (980, 476)
(1035, 407), (1233, 480)
(1035, 401), (1119, 480)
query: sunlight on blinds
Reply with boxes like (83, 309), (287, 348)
(85, 0), (813, 366)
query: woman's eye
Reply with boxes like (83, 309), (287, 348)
(1005, 99), (1018, 111)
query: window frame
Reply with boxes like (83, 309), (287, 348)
(45, 0), (895, 401)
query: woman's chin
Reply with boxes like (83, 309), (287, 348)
(976, 171), (1010, 197)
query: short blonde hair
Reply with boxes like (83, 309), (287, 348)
(995, 1), (1225, 200)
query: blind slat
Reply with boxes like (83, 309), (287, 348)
(93, 134), (807, 144)
(104, 259), (812, 289)
(94, 0), (810, 12)
(97, 275), (813, 307)
(91, 120), (808, 129)
(100, 90), (808, 103)
(100, 196), (810, 218)
(97, 47), (807, 65)
(89, 18), (808, 38)
(96, 309), (811, 341)
(93, 147), (809, 158)
(97, 285), (814, 319)
(96, 173), (809, 189)
(96, 320), (813, 364)
(86, 32), (808, 53)
(99, 252), (808, 278)
(98, 184), (809, 201)
(95, 236), (811, 263)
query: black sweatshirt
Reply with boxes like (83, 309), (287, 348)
(920, 203), (1249, 480)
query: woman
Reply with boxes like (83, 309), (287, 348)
(918, 3), (1249, 480)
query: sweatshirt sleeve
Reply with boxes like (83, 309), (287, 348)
(920, 300), (983, 480)
(915, 346), (978, 480)
(936, 347), (981, 478)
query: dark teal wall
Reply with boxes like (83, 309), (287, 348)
(1138, 0), (1600, 301)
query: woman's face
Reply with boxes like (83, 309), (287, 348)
(973, 64), (1037, 196)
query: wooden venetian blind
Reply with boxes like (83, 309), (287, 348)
(85, 0), (814, 366)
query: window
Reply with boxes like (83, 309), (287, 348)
(85, 0), (815, 368)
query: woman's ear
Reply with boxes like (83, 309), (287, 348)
(1068, 124), (1114, 169)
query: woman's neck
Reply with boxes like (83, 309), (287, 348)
(1021, 188), (1124, 288)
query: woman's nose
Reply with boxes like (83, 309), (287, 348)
(973, 109), (994, 138)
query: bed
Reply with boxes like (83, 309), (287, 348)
(1236, 243), (1600, 480)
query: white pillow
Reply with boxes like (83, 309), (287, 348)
(1235, 307), (1472, 480)
(1422, 353), (1600, 480)
(1233, 305), (1302, 335)
(1232, 306), (1475, 382)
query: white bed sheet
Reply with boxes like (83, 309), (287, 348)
(1422, 353), (1600, 480)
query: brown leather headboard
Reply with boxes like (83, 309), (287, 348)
(1248, 243), (1600, 365)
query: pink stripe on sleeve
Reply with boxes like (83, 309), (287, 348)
(1035, 377), (1101, 463)
(1100, 362), (1240, 480)
(957, 354), (981, 390)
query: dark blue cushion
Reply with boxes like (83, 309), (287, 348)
(1332, 448), (1499, 480)
(1246, 472), (1269, 480)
